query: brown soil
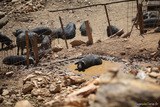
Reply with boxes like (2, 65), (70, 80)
(0, 0), (160, 107)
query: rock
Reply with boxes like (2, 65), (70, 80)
(15, 100), (33, 107)
(120, 52), (126, 56)
(129, 70), (138, 76)
(5, 101), (13, 106)
(23, 74), (36, 84)
(64, 96), (88, 107)
(12, 0), (19, 3)
(5, 71), (14, 77)
(64, 76), (86, 86)
(151, 67), (160, 73)
(2, 89), (9, 96)
(31, 88), (51, 97)
(136, 70), (146, 80)
(52, 45), (63, 52)
(37, 96), (44, 102)
(139, 48), (146, 52)
(34, 71), (43, 75)
(49, 84), (61, 94)
(22, 83), (34, 94)
(91, 78), (160, 107)
(70, 40), (86, 47)
(0, 96), (4, 103)
(44, 100), (62, 107)
(96, 40), (101, 43)
(0, 11), (6, 19)
(0, 16), (8, 29)
(126, 46), (131, 49)
(149, 72), (160, 78)
(68, 84), (98, 97)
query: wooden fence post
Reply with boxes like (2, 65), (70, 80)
(138, 3), (144, 35)
(85, 20), (93, 45)
(59, 16), (69, 49)
(25, 31), (30, 68)
(104, 5), (112, 36)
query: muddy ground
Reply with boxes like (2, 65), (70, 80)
(0, 0), (160, 107)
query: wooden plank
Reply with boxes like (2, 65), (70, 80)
(59, 16), (69, 49)
(25, 31), (30, 68)
(85, 20), (93, 45)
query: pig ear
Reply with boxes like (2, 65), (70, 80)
(75, 61), (79, 65)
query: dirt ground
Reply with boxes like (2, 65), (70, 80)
(0, 0), (160, 107)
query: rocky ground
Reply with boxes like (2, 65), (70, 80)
(0, 0), (160, 107)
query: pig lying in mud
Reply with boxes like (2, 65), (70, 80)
(3, 55), (34, 65)
(75, 55), (102, 71)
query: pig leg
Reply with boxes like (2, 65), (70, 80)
(2, 43), (4, 49)
(17, 46), (19, 55)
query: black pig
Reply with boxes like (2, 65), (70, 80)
(3, 55), (34, 65)
(30, 27), (52, 35)
(75, 55), (102, 71)
(79, 21), (92, 36)
(52, 22), (76, 40)
(0, 32), (13, 49)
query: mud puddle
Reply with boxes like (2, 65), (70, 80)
(67, 60), (124, 80)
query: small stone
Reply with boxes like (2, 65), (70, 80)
(44, 100), (61, 107)
(0, 96), (4, 103)
(23, 74), (36, 84)
(49, 84), (61, 94)
(64, 76), (86, 86)
(22, 83), (34, 94)
(52, 45), (63, 52)
(136, 70), (146, 80)
(14, 100), (33, 107)
(34, 71), (43, 75)
(5, 101), (13, 106)
(2, 89), (9, 96)
(31, 88), (51, 97)
(151, 67), (160, 73)
(149, 72), (160, 78)
(120, 52), (126, 56)
(37, 96), (44, 102)
(70, 40), (86, 47)
(12, 0), (19, 3)
(139, 48), (146, 52)
(5, 71), (14, 77)
(126, 46), (131, 49)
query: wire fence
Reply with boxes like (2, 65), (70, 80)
(1, 0), (159, 71)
